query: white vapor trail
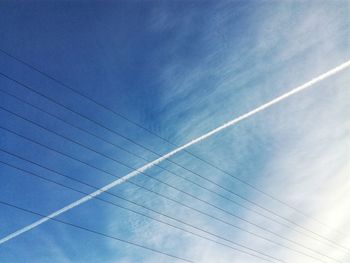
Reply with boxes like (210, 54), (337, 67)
(1, 59), (350, 245)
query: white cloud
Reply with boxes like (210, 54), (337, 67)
(111, 2), (350, 263)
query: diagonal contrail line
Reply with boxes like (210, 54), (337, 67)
(1, 59), (350, 245)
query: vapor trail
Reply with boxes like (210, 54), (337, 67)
(1, 59), (350, 245)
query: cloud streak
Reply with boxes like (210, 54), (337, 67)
(1, 58), (350, 246)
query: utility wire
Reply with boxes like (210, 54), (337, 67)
(0, 149), (337, 263)
(0, 88), (343, 254)
(0, 158), (288, 263)
(0, 200), (194, 263)
(1, 126), (341, 263)
(0, 47), (340, 235)
(0, 72), (348, 253)
(0, 103), (346, 259)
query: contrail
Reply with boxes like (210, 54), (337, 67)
(1, 59), (350, 245)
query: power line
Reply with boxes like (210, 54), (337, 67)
(0, 200), (194, 263)
(0, 149), (337, 263)
(1, 126), (341, 263)
(0, 47), (342, 235)
(0, 72), (348, 253)
(0, 104), (345, 258)
(0, 87), (338, 249)
(0, 158), (289, 263)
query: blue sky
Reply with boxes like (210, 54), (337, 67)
(0, 1), (350, 262)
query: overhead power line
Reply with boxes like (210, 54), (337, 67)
(0, 104), (347, 259)
(1, 126), (342, 263)
(0, 59), (349, 255)
(0, 47), (348, 236)
(0, 66), (350, 252)
(0, 88), (344, 254)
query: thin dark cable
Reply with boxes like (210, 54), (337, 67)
(0, 73), (347, 252)
(0, 106), (346, 256)
(0, 159), (289, 263)
(0, 88), (336, 250)
(0, 200), (195, 263)
(0, 150), (337, 263)
(0, 71), (332, 241)
(0, 47), (336, 233)
(1, 126), (342, 263)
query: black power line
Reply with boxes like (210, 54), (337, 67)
(0, 105), (345, 262)
(0, 47), (337, 235)
(0, 200), (194, 263)
(0, 88), (340, 253)
(0, 149), (335, 263)
(0, 73), (348, 253)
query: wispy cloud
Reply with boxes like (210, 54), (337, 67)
(1, 1), (349, 262)
(111, 2), (350, 263)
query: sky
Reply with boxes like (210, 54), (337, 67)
(0, 0), (350, 262)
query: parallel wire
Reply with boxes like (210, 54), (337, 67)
(0, 47), (341, 234)
(0, 149), (336, 263)
(0, 122), (340, 262)
(0, 88), (344, 255)
(0, 71), (349, 253)
(0, 200), (194, 263)
(0, 110), (343, 262)
(0, 158), (285, 263)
